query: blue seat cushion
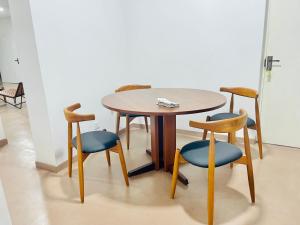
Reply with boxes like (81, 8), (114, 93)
(181, 140), (243, 168)
(210, 112), (256, 127)
(120, 112), (145, 117)
(72, 131), (119, 153)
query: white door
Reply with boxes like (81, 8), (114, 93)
(0, 17), (19, 83)
(260, 0), (300, 148)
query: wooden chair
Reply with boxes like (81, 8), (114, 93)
(0, 82), (25, 109)
(64, 103), (129, 203)
(203, 87), (263, 159)
(115, 84), (151, 149)
(171, 109), (255, 225)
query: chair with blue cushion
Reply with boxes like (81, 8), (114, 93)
(115, 84), (151, 149)
(171, 109), (255, 225)
(203, 87), (263, 159)
(64, 103), (129, 203)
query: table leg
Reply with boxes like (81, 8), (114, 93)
(150, 116), (163, 170)
(177, 172), (189, 185)
(127, 116), (163, 175)
(163, 115), (189, 185)
(127, 115), (189, 185)
(163, 115), (176, 171)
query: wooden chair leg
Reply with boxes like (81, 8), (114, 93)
(68, 123), (73, 177)
(256, 128), (263, 159)
(208, 134), (215, 225)
(117, 141), (129, 186)
(105, 150), (111, 166)
(115, 112), (121, 135)
(228, 133), (234, 169)
(68, 147), (73, 177)
(246, 160), (255, 203)
(227, 132), (231, 143)
(126, 115), (130, 150)
(229, 132), (237, 144)
(170, 149), (180, 199)
(202, 116), (210, 140)
(244, 126), (255, 203)
(77, 151), (85, 203)
(75, 123), (86, 203)
(208, 167), (215, 225)
(202, 129), (208, 140)
(144, 116), (149, 133)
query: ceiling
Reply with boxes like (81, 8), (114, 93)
(0, 0), (10, 18)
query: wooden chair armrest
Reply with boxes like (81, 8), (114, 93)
(64, 103), (95, 122)
(66, 103), (81, 112)
(77, 113), (95, 122)
(65, 112), (95, 122)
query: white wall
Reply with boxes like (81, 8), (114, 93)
(28, 0), (127, 163)
(8, 0), (57, 165)
(10, 0), (266, 165)
(124, 0), (266, 130)
(0, 17), (18, 82)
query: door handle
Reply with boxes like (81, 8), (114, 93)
(14, 58), (20, 64)
(264, 56), (280, 71)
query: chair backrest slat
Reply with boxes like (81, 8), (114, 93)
(115, 84), (151, 93)
(190, 109), (248, 133)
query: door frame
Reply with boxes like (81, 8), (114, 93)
(258, 0), (271, 143)
(258, 0), (269, 108)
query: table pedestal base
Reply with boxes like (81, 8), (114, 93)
(128, 149), (189, 185)
(128, 162), (155, 177)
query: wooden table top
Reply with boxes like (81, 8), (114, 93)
(102, 88), (226, 116)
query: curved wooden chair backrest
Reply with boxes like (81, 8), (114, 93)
(115, 84), (152, 93)
(220, 87), (258, 99)
(64, 103), (95, 123)
(190, 109), (248, 133)
(219, 87), (260, 121)
(64, 103), (96, 154)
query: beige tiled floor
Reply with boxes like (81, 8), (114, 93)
(0, 104), (300, 225)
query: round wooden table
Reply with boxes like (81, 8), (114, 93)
(102, 88), (226, 185)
